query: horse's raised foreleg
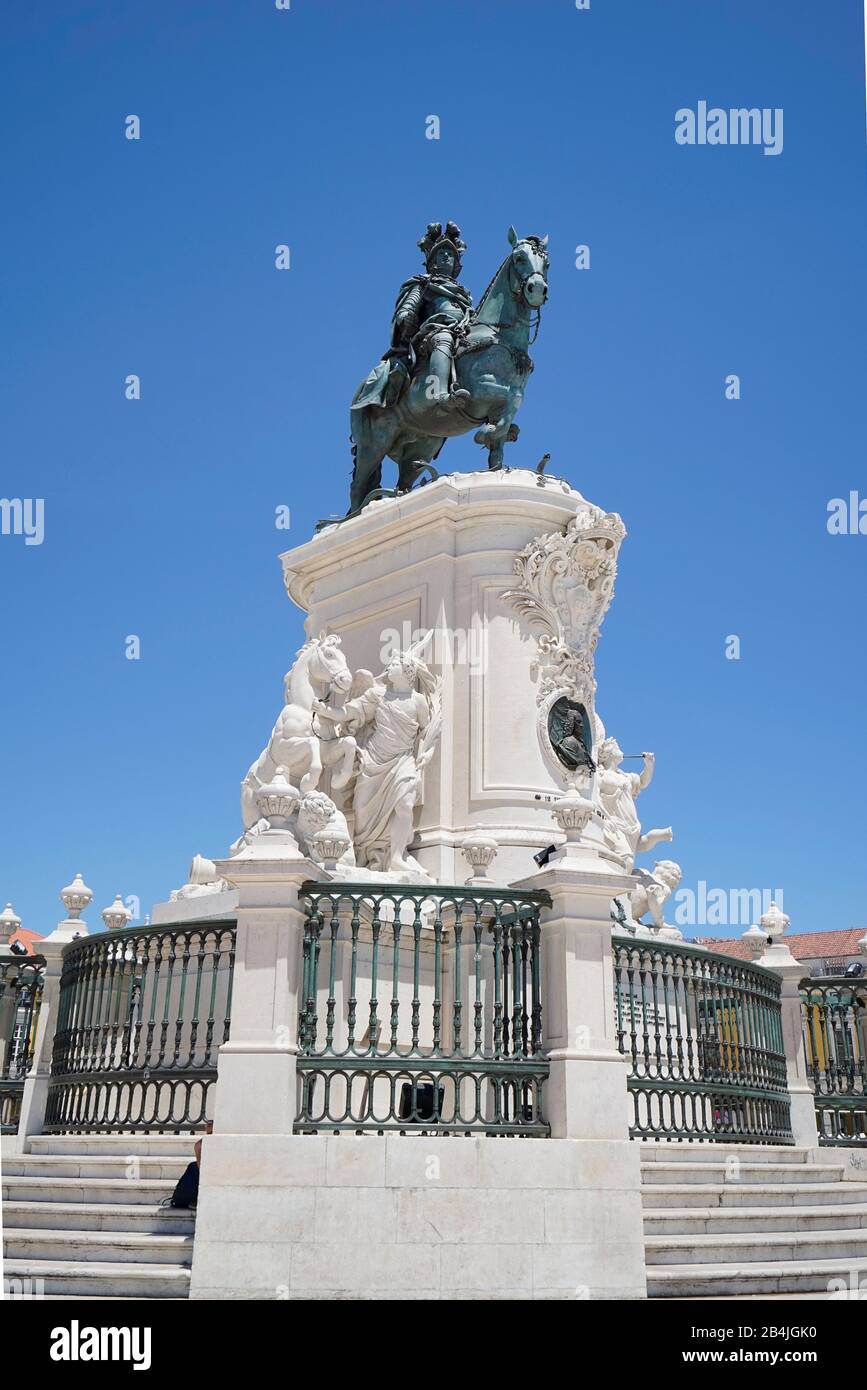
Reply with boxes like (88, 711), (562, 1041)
(474, 421), (519, 471)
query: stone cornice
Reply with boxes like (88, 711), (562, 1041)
(280, 469), (589, 612)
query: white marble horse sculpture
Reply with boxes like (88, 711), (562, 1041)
(240, 634), (358, 831)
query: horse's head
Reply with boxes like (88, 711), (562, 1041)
(507, 226), (549, 309)
(289, 633), (353, 700)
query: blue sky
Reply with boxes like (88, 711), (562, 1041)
(1, 0), (865, 940)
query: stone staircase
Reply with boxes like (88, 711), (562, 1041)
(7, 1134), (867, 1300)
(642, 1142), (867, 1298)
(2, 1135), (196, 1299)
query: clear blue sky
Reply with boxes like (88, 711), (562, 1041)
(2, 0), (865, 941)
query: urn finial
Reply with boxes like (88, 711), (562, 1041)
(255, 767), (301, 831)
(0, 902), (22, 947)
(460, 831), (499, 885)
(759, 902), (789, 940)
(309, 828), (352, 872)
(550, 791), (595, 838)
(60, 872), (93, 921)
(741, 923), (767, 958)
(101, 894), (132, 932)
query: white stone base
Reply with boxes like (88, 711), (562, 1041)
(151, 888), (239, 925)
(189, 1132), (647, 1300)
(278, 468), (615, 886)
(810, 1146), (867, 1179)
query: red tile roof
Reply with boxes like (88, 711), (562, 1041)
(691, 928), (866, 962)
(9, 927), (44, 956)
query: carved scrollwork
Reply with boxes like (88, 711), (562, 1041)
(503, 504), (626, 709)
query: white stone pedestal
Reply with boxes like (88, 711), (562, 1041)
(280, 469), (618, 884)
(12, 939), (73, 1153)
(210, 833), (323, 1136)
(189, 1132), (647, 1300)
(190, 469), (647, 1301)
(758, 938), (821, 1149)
(514, 863), (636, 1141)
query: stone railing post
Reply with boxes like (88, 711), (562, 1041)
(0, 903), (24, 1075)
(13, 874), (93, 1152)
(512, 792), (636, 1140)
(210, 778), (325, 1136)
(753, 903), (820, 1149)
(506, 793), (647, 1300)
(12, 944), (63, 1152)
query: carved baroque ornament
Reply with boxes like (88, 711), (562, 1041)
(503, 504), (626, 708)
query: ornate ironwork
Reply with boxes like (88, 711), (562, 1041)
(613, 935), (792, 1144)
(801, 977), (867, 1146)
(45, 920), (235, 1133)
(295, 883), (551, 1135)
(1, 956), (45, 1134)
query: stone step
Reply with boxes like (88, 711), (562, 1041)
(641, 1181), (867, 1209)
(640, 1161), (842, 1186)
(3, 1176), (176, 1205)
(641, 1143), (809, 1165)
(644, 1203), (867, 1235)
(2, 1154), (188, 1180)
(3, 1200), (195, 1235)
(2, 1257), (191, 1299)
(4, 1227), (194, 1266)
(646, 1256), (867, 1299)
(27, 1134), (199, 1157)
(645, 1227), (867, 1266)
(673, 1291), (835, 1301)
(39, 1294), (188, 1301)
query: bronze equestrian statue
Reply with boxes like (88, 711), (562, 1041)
(348, 222), (549, 515)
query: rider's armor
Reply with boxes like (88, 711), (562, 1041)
(376, 221), (473, 408)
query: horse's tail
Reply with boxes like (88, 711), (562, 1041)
(349, 388), (392, 489)
(349, 379), (375, 454)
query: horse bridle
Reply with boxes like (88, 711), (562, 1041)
(507, 250), (548, 343)
(310, 671), (348, 743)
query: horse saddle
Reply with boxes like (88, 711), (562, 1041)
(456, 322), (498, 357)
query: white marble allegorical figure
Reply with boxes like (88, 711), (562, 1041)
(596, 738), (672, 870)
(313, 639), (442, 874)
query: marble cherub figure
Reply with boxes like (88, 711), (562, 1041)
(628, 860), (683, 933)
(596, 738), (672, 871)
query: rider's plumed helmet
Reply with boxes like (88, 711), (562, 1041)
(418, 221), (467, 275)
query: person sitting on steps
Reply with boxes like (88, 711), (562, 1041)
(160, 1120), (212, 1210)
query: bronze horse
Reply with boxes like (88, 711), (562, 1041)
(348, 228), (549, 515)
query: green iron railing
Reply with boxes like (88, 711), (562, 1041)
(45, 920), (235, 1133)
(295, 882), (551, 1136)
(1, 956), (45, 1134)
(613, 935), (792, 1144)
(801, 977), (867, 1146)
